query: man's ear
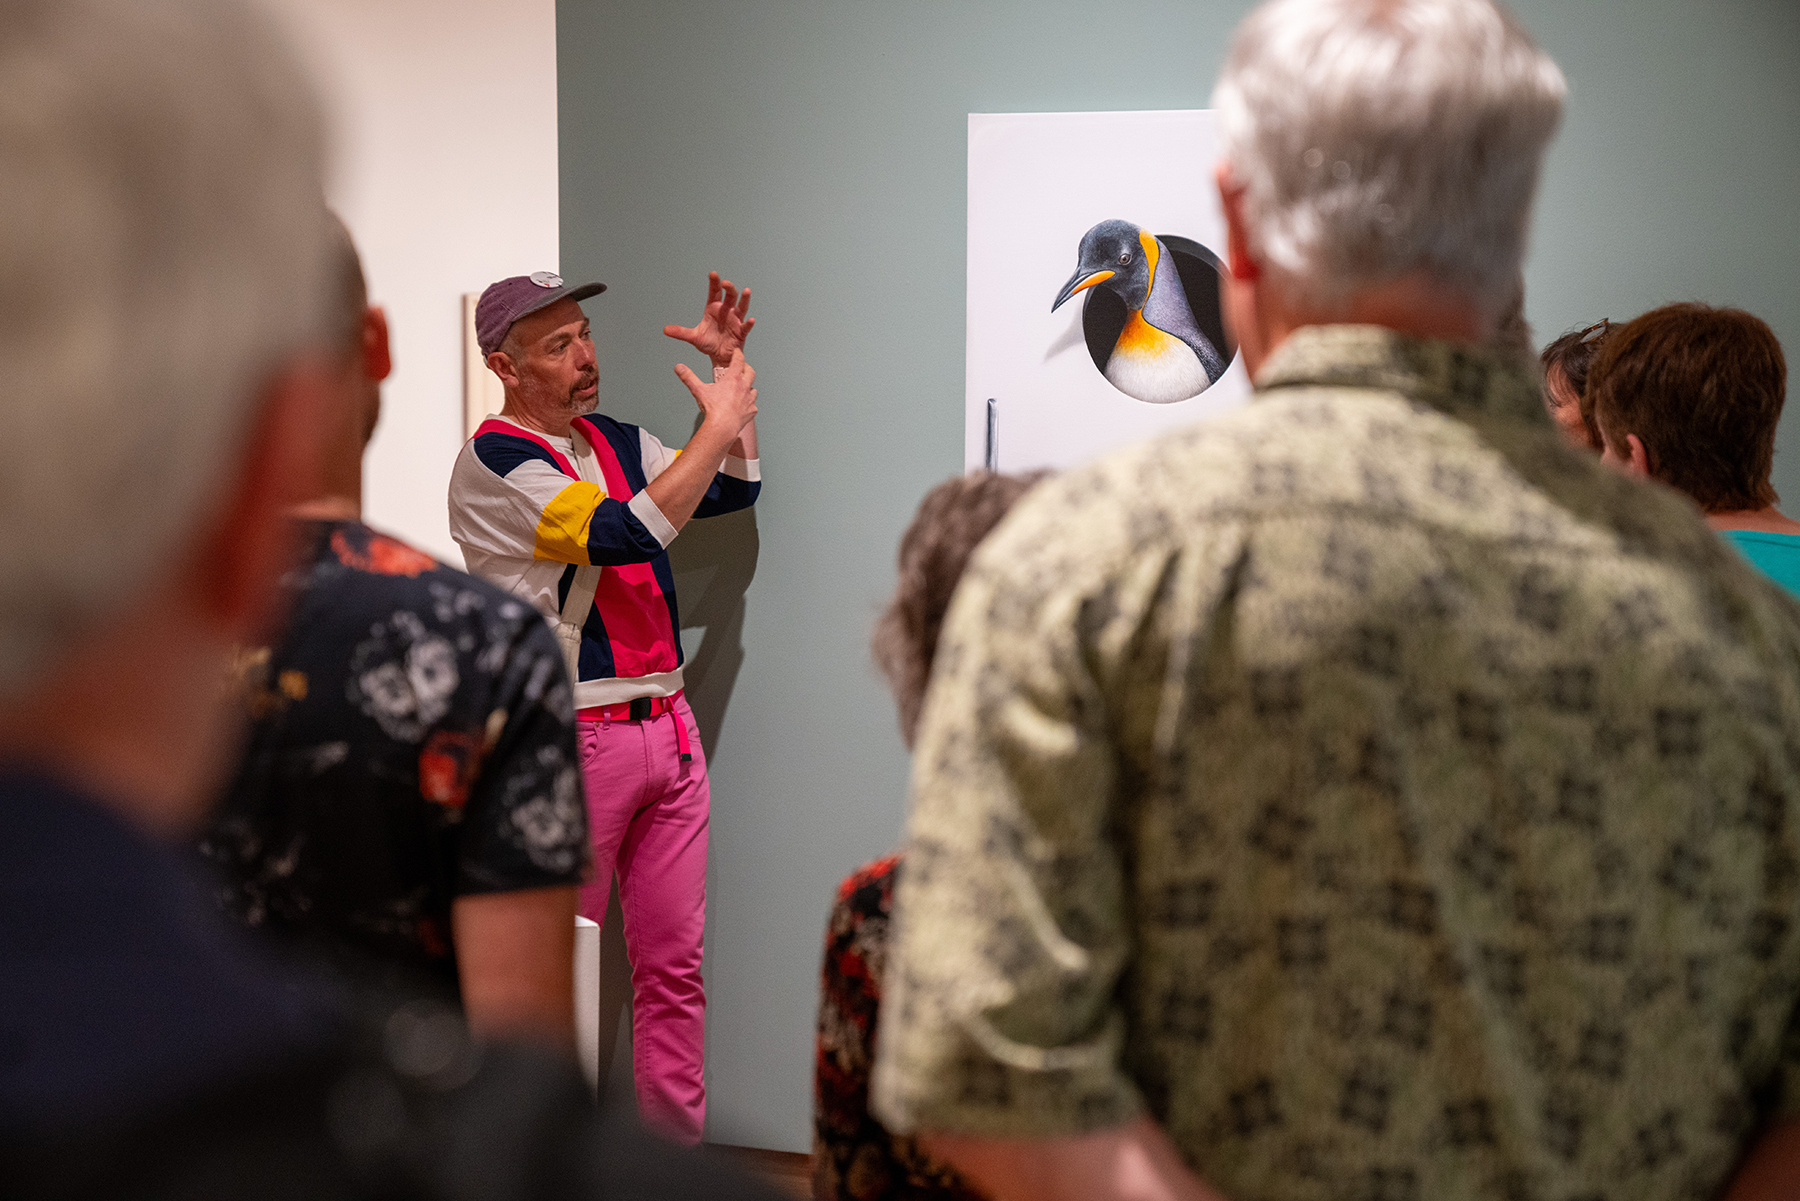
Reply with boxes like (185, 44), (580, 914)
(1217, 162), (1260, 283)
(182, 355), (337, 642)
(1216, 159), (1273, 376)
(486, 349), (519, 389)
(1626, 432), (1654, 478)
(362, 306), (392, 383)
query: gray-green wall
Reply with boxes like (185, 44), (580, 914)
(556, 0), (1800, 1151)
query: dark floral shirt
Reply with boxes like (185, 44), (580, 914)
(815, 855), (984, 1201)
(199, 519), (588, 996)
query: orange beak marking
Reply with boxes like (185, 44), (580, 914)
(1069, 269), (1115, 296)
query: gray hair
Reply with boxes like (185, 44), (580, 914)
(1212, 0), (1566, 315)
(0, 0), (330, 692)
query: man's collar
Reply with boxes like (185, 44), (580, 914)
(490, 412), (580, 445)
(1254, 324), (1547, 426)
(493, 408), (579, 442)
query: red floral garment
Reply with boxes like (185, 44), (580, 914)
(813, 855), (986, 1201)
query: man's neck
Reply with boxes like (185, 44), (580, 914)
(1706, 507), (1800, 536)
(288, 496), (360, 522)
(1241, 272), (1492, 376)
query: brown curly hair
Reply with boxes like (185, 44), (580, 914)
(872, 471), (1047, 747)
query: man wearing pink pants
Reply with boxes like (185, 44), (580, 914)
(576, 701), (710, 1134)
(449, 270), (761, 1142)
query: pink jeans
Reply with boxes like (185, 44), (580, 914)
(576, 696), (708, 1143)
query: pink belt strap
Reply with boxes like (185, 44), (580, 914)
(577, 691), (692, 762)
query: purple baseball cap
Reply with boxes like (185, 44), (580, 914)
(475, 271), (606, 356)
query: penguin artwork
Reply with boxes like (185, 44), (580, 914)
(1051, 219), (1228, 404)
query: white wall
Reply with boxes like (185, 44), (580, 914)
(268, 0), (560, 562)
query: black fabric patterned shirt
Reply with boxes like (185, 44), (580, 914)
(873, 327), (1800, 1201)
(199, 519), (588, 997)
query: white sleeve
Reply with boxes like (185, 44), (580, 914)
(720, 455), (761, 482)
(627, 490), (678, 546)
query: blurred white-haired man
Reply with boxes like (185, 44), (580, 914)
(870, 2), (1800, 1199)
(0, 2), (780, 1196)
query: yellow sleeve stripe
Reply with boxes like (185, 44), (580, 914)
(534, 480), (605, 563)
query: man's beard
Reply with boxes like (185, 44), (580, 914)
(562, 380), (598, 416)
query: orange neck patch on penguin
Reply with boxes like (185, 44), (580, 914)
(1114, 309), (1183, 359)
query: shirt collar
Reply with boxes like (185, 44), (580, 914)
(1254, 324), (1548, 427)
(489, 413), (581, 450)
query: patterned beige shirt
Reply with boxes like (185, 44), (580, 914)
(872, 326), (1800, 1201)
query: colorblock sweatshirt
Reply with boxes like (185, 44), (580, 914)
(448, 412), (760, 708)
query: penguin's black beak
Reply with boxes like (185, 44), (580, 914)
(1052, 266), (1115, 313)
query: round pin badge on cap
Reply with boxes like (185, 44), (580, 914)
(529, 271), (563, 288)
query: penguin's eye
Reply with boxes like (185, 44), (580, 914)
(1118, 251), (1132, 265)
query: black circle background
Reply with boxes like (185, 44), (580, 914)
(1081, 235), (1236, 379)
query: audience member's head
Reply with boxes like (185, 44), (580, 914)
(1589, 303), (1786, 514)
(1211, 0), (1565, 369)
(324, 213), (393, 441)
(305, 214), (392, 512)
(1539, 319), (1613, 450)
(873, 472), (1045, 747)
(0, 0), (335, 828)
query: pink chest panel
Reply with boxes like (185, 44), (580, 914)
(575, 423), (676, 680)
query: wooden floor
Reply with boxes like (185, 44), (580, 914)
(711, 1145), (812, 1199)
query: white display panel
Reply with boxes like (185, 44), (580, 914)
(965, 110), (1251, 473)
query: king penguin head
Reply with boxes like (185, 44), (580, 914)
(1052, 219), (1156, 314)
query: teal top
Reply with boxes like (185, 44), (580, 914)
(1724, 529), (1800, 598)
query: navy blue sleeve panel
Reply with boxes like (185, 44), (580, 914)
(473, 430), (561, 477)
(693, 474), (761, 519)
(587, 496), (666, 565)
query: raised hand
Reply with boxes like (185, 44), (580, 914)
(650, 349), (759, 535)
(673, 348), (757, 437)
(663, 271), (754, 367)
